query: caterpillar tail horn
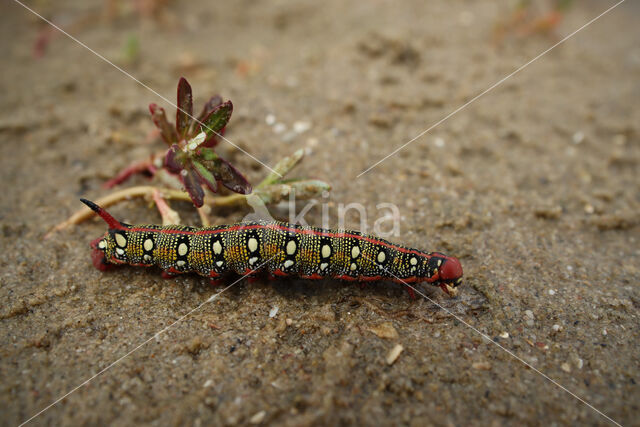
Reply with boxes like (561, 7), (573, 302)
(80, 199), (125, 230)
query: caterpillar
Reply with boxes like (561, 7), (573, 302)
(80, 199), (463, 297)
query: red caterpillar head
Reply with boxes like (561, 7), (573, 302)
(81, 199), (128, 270)
(429, 253), (463, 296)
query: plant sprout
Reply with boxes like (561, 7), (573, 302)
(47, 78), (330, 237)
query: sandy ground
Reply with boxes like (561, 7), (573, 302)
(1, 0), (639, 425)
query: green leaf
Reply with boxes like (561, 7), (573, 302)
(200, 101), (233, 140)
(258, 149), (305, 188)
(197, 147), (219, 161)
(192, 160), (218, 193)
(176, 77), (193, 137)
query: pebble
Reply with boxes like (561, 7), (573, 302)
(499, 332), (509, 339)
(552, 324), (561, 332)
(572, 131), (584, 144)
(293, 120), (311, 134)
(386, 344), (404, 365)
(548, 289), (556, 295)
(434, 137), (445, 148)
(472, 361), (491, 371)
(561, 363), (571, 373)
(524, 310), (534, 327)
(368, 322), (399, 339)
(250, 410), (266, 424)
(285, 318), (293, 326)
(203, 379), (214, 388)
(269, 306), (279, 318)
(273, 123), (287, 134)
(265, 114), (276, 125)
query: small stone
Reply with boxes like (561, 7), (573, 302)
(368, 322), (399, 339)
(603, 328), (607, 336)
(285, 318), (293, 326)
(386, 344), (404, 365)
(250, 410), (266, 424)
(499, 332), (509, 339)
(524, 310), (534, 319)
(203, 379), (214, 388)
(265, 114), (276, 125)
(552, 324), (561, 332)
(269, 306), (279, 318)
(273, 122), (287, 134)
(434, 137), (445, 148)
(292, 120), (311, 134)
(548, 289), (556, 296)
(472, 362), (491, 370)
(572, 131), (584, 144)
(561, 363), (571, 373)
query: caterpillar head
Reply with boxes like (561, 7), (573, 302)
(81, 199), (128, 270)
(429, 253), (463, 297)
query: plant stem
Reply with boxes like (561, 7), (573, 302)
(45, 185), (248, 238)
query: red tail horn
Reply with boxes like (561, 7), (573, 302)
(80, 199), (124, 230)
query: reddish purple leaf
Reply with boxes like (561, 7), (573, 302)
(149, 103), (178, 145)
(196, 95), (223, 123)
(176, 77), (193, 138)
(164, 144), (186, 174)
(180, 168), (205, 207)
(217, 156), (252, 194)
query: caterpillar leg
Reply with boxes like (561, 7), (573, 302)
(91, 248), (113, 271)
(265, 272), (278, 281)
(209, 278), (224, 286)
(161, 267), (182, 279)
(404, 285), (416, 299)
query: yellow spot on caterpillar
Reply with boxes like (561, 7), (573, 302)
(213, 240), (222, 255)
(377, 251), (385, 263)
(284, 260), (294, 268)
(320, 262), (329, 271)
(98, 240), (106, 249)
(350, 262), (357, 271)
(410, 257), (417, 265)
(143, 239), (153, 251)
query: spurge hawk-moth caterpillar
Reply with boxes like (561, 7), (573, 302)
(81, 199), (463, 297)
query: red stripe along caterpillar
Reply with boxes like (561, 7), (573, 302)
(80, 199), (463, 297)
